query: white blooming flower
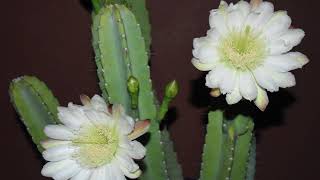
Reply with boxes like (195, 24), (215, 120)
(192, 0), (309, 111)
(41, 94), (150, 180)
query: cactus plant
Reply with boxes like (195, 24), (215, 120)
(8, 1), (265, 179)
(9, 76), (60, 152)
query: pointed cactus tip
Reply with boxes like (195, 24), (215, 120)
(165, 80), (179, 99)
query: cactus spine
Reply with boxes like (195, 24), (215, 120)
(200, 111), (255, 180)
(9, 76), (59, 152)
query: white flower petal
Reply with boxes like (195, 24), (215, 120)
(84, 109), (111, 125)
(278, 29), (305, 49)
(264, 52), (309, 72)
(52, 163), (81, 180)
(209, 1), (229, 34)
(67, 104), (91, 125)
(116, 152), (139, 173)
(41, 159), (76, 178)
(263, 11), (291, 38)
(70, 169), (92, 180)
(205, 64), (229, 89)
(90, 95), (108, 113)
(272, 71), (296, 88)
(90, 166), (106, 180)
(239, 72), (257, 101)
(107, 164), (126, 180)
(193, 37), (207, 49)
(42, 145), (75, 161)
(191, 58), (216, 71)
(206, 29), (221, 42)
(227, 9), (245, 30)
(253, 66), (279, 92)
(267, 39), (292, 55)
(226, 76), (242, 104)
(124, 141), (146, 160)
(245, 1), (274, 29)
(219, 68), (237, 94)
(235, 0), (250, 17)
(192, 44), (219, 63)
(41, 140), (71, 149)
(254, 85), (269, 111)
(58, 107), (82, 130)
(117, 114), (135, 135)
(119, 165), (142, 179)
(44, 125), (75, 140)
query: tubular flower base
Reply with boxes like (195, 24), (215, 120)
(41, 95), (150, 180)
(192, 0), (309, 111)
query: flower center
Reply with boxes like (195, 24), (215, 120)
(218, 26), (266, 71)
(72, 124), (119, 168)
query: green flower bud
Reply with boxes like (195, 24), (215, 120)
(165, 80), (179, 99)
(127, 76), (139, 94)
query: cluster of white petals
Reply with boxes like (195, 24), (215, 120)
(41, 95), (146, 180)
(192, 0), (309, 110)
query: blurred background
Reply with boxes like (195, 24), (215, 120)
(1, 0), (319, 179)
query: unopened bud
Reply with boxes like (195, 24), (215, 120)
(210, 88), (221, 97)
(127, 76), (139, 94)
(165, 80), (179, 99)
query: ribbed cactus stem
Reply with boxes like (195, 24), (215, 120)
(200, 111), (255, 180)
(92, 5), (169, 179)
(9, 76), (59, 152)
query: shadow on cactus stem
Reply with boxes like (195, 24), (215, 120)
(189, 73), (296, 141)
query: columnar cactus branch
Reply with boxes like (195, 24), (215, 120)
(9, 76), (59, 152)
(92, 5), (132, 114)
(92, 5), (171, 180)
(200, 111), (255, 180)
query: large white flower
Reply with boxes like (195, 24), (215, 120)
(41, 95), (150, 180)
(192, 0), (309, 111)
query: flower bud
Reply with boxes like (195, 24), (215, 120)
(165, 80), (179, 99)
(127, 76), (139, 94)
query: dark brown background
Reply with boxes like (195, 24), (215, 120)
(1, 0), (319, 179)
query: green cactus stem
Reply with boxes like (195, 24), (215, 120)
(200, 111), (255, 180)
(91, 0), (151, 55)
(92, 5), (168, 179)
(9, 76), (59, 152)
(200, 111), (224, 180)
(92, 5), (132, 114)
